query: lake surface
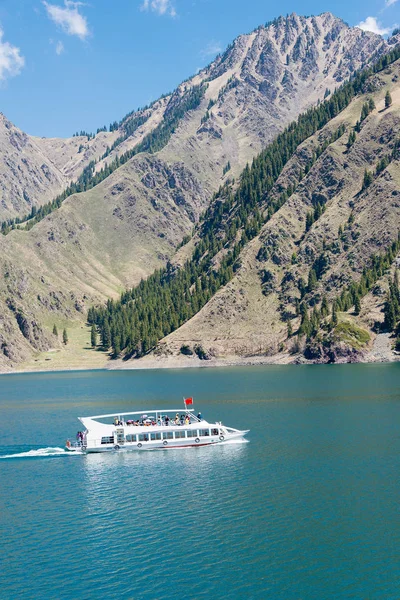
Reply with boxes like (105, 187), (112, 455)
(1, 364), (400, 599)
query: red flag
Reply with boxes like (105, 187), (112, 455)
(184, 397), (193, 406)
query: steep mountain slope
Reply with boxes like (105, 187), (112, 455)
(0, 114), (68, 221)
(0, 98), (168, 222)
(0, 12), (392, 225)
(154, 60), (400, 364)
(0, 12), (399, 371)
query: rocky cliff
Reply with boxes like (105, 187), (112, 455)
(0, 12), (399, 370)
(1, 13), (392, 223)
(158, 59), (400, 365)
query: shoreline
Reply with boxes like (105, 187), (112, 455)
(0, 354), (293, 376)
(1, 346), (399, 376)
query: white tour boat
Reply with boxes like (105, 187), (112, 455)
(66, 399), (248, 453)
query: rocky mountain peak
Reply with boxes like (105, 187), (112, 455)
(206, 12), (387, 89)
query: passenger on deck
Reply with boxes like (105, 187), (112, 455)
(185, 415), (190, 425)
(180, 414), (185, 425)
(197, 412), (202, 421)
(165, 415), (170, 426)
(175, 413), (180, 424)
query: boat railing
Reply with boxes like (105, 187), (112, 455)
(122, 420), (199, 427)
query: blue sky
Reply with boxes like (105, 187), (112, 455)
(0, 0), (399, 138)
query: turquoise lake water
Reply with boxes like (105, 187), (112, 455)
(1, 364), (400, 599)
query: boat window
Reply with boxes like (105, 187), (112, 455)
(175, 431), (186, 439)
(162, 431), (174, 440)
(211, 428), (218, 436)
(125, 434), (137, 443)
(199, 429), (210, 437)
(101, 436), (114, 444)
(138, 434), (149, 442)
(186, 430), (198, 438)
(150, 432), (161, 441)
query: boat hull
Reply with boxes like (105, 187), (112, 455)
(82, 430), (248, 453)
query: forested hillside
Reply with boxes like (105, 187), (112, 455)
(0, 12), (400, 371)
(89, 45), (400, 365)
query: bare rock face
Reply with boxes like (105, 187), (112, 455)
(0, 12), (390, 225)
(0, 12), (399, 368)
(160, 59), (400, 364)
(0, 114), (67, 220)
(303, 339), (366, 364)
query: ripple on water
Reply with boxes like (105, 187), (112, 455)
(2, 365), (400, 599)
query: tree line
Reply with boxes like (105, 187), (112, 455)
(295, 234), (400, 345)
(1, 84), (207, 235)
(87, 48), (400, 358)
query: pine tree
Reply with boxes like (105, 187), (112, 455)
(321, 296), (329, 317)
(394, 269), (399, 292)
(113, 336), (121, 358)
(299, 314), (310, 338)
(306, 211), (314, 231)
(385, 90), (392, 109)
(307, 268), (317, 292)
(362, 169), (373, 190)
(52, 324), (58, 337)
(354, 294), (361, 315)
(347, 130), (356, 149)
(91, 324), (98, 348)
(101, 321), (111, 348)
(331, 303), (338, 328)
(384, 296), (397, 330)
(287, 321), (293, 338)
(62, 329), (68, 345)
(360, 102), (369, 121)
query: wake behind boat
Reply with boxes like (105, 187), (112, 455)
(66, 398), (249, 453)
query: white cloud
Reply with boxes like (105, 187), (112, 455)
(56, 40), (64, 55)
(386, 0), (398, 7)
(43, 1), (89, 40)
(141, 0), (176, 17)
(356, 16), (392, 35)
(0, 28), (24, 81)
(200, 41), (223, 58)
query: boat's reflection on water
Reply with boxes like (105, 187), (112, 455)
(81, 440), (249, 519)
(82, 438), (248, 474)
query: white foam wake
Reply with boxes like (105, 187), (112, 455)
(0, 447), (70, 459)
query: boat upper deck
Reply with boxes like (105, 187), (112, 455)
(79, 409), (211, 433)
(82, 409), (202, 421)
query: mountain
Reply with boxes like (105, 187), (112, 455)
(0, 12), (399, 371)
(0, 12), (391, 225)
(157, 64), (400, 364)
